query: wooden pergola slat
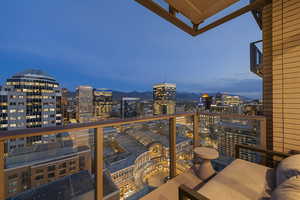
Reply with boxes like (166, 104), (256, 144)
(134, 0), (271, 36)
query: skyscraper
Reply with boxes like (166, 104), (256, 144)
(199, 93), (213, 110)
(153, 83), (176, 115)
(76, 86), (93, 123)
(93, 89), (113, 120)
(121, 97), (143, 119)
(0, 69), (62, 151)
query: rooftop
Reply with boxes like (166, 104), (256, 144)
(12, 69), (55, 81)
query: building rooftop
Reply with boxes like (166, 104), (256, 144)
(104, 133), (148, 173)
(8, 170), (94, 200)
(104, 123), (191, 173)
(12, 69), (55, 81)
(6, 143), (90, 169)
(153, 83), (176, 88)
(8, 170), (119, 200)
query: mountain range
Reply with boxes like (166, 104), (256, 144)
(111, 91), (253, 102)
(67, 90), (253, 102)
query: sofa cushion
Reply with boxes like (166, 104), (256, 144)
(271, 176), (300, 200)
(140, 169), (203, 200)
(276, 154), (300, 186)
(197, 159), (275, 200)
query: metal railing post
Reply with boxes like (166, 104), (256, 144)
(260, 118), (268, 165)
(95, 128), (104, 200)
(169, 117), (176, 178)
(235, 144), (240, 159)
(193, 114), (200, 148)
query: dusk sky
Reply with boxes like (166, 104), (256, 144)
(0, 0), (262, 98)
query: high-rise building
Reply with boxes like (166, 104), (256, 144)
(216, 118), (261, 163)
(76, 86), (94, 123)
(0, 69), (62, 130)
(61, 88), (70, 124)
(199, 93), (213, 110)
(223, 94), (241, 106)
(93, 89), (113, 120)
(153, 83), (176, 115)
(0, 69), (62, 151)
(121, 97), (143, 119)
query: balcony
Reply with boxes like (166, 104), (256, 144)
(0, 112), (277, 200)
(250, 40), (263, 78)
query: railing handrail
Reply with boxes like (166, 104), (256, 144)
(0, 112), (195, 141)
(0, 112), (266, 141)
(198, 112), (266, 121)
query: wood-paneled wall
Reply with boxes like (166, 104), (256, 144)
(263, 0), (300, 153)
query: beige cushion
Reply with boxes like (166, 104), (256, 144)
(170, 168), (203, 189)
(271, 176), (300, 200)
(140, 169), (202, 200)
(197, 159), (274, 200)
(276, 154), (300, 186)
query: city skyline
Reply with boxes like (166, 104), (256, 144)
(1, 0), (261, 98)
(0, 69), (259, 100)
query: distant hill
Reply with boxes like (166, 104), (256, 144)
(112, 91), (201, 102)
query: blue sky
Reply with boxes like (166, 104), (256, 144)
(0, 0), (262, 98)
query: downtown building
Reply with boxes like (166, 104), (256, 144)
(61, 88), (77, 124)
(0, 70), (95, 199)
(93, 89), (113, 120)
(76, 86), (94, 123)
(0, 69), (62, 151)
(153, 83), (176, 115)
(76, 86), (113, 123)
(120, 97), (143, 119)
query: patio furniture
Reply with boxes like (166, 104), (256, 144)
(193, 147), (219, 180)
(179, 144), (300, 200)
(141, 144), (300, 200)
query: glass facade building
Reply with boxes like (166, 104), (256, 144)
(153, 83), (176, 115)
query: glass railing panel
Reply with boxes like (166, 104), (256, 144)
(199, 113), (265, 171)
(4, 129), (96, 200)
(175, 116), (194, 176)
(104, 119), (170, 200)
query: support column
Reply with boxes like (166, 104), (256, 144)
(95, 128), (103, 200)
(193, 114), (200, 148)
(169, 118), (176, 178)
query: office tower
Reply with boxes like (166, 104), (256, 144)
(76, 86), (93, 123)
(215, 93), (223, 106)
(199, 93), (213, 110)
(93, 89), (113, 120)
(153, 83), (176, 115)
(61, 88), (69, 124)
(0, 69), (62, 151)
(121, 97), (143, 119)
(0, 69), (62, 130)
(223, 94), (241, 106)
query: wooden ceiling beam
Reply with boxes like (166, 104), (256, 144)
(134, 0), (272, 37)
(194, 0), (272, 36)
(134, 0), (195, 35)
